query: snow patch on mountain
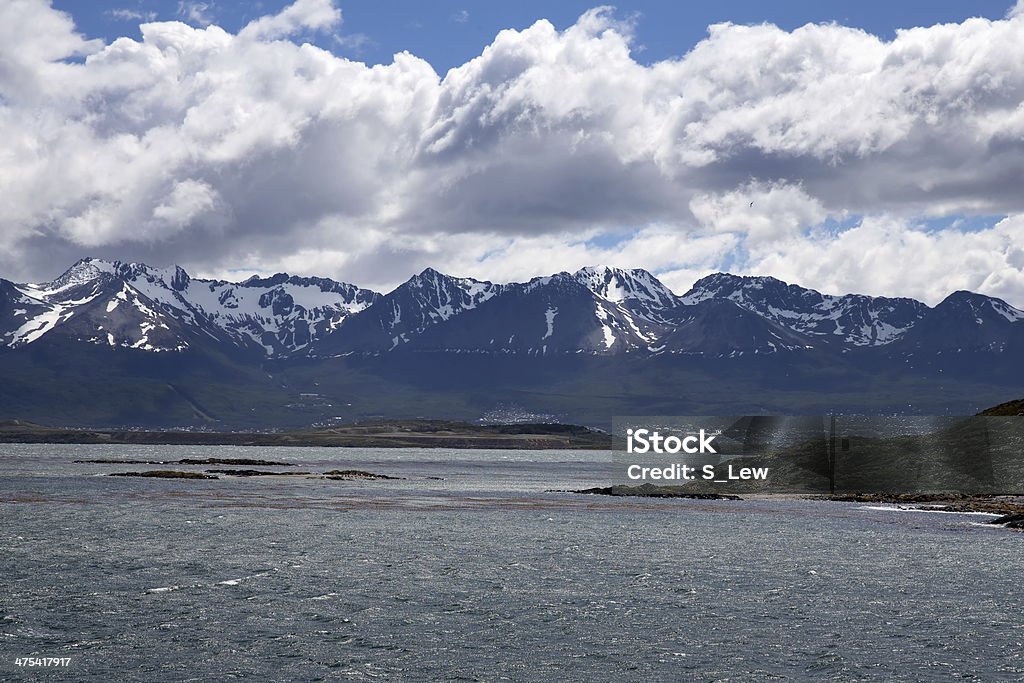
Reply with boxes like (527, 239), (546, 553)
(992, 299), (1024, 322)
(543, 306), (558, 340)
(601, 323), (616, 349)
(11, 305), (69, 345)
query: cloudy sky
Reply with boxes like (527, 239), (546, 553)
(3, 0), (1024, 305)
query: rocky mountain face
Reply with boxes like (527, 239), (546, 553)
(679, 273), (929, 347)
(895, 290), (1024, 353)
(2, 259), (1023, 359)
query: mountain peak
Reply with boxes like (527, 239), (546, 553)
(936, 290), (1006, 314)
(171, 265), (190, 291)
(573, 264), (657, 279)
(940, 290), (994, 305)
(43, 257), (118, 292)
(241, 273), (292, 287)
(416, 266), (446, 280)
(573, 265), (677, 306)
(50, 258), (180, 289)
(936, 290), (1024, 323)
(689, 272), (788, 291)
(405, 268), (497, 297)
(574, 264), (619, 277)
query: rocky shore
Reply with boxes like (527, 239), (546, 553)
(825, 492), (1024, 514)
(823, 492), (1024, 529)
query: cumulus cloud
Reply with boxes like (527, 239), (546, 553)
(746, 216), (1024, 306)
(690, 181), (830, 246)
(2, 0), (1024, 305)
(239, 0), (341, 40)
(177, 1), (214, 27)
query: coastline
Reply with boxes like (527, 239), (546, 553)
(0, 419), (612, 450)
(818, 492), (1024, 522)
(563, 486), (1024, 526)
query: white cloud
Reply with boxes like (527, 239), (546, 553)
(744, 216), (1024, 306)
(108, 8), (158, 22)
(333, 32), (373, 54)
(177, 1), (214, 27)
(152, 179), (221, 231)
(439, 227), (738, 287)
(690, 181), (830, 246)
(239, 0), (341, 40)
(1, 1), (1024, 306)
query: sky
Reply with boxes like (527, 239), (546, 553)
(3, 0), (1024, 305)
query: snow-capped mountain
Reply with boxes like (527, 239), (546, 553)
(171, 271), (378, 355)
(0, 258), (379, 355)
(574, 266), (679, 322)
(680, 273), (928, 346)
(895, 290), (1024, 353)
(398, 270), (655, 354)
(321, 266), (682, 355)
(5, 259), (196, 352)
(3, 258), (1023, 360)
(312, 267), (505, 353)
(569, 266), (683, 352)
(5, 258), (1024, 429)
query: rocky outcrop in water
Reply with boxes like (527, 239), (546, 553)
(321, 470), (402, 480)
(570, 484), (741, 500)
(205, 469), (311, 477)
(988, 512), (1024, 529)
(108, 470), (218, 479)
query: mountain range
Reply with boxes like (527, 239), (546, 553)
(2, 258), (1023, 428)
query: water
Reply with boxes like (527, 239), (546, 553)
(1, 444), (1022, 681)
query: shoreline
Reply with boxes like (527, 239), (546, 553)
(563, 486), (1024, 526)
(817, 492), (1024, 516)
(0, 419), (612, 450)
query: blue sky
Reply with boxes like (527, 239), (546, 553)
(58, 0), (1018, 73)
(4, 0), (1024, 305)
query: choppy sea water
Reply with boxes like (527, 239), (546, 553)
(1, 444), (1021, 682)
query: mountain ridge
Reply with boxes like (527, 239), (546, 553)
(3, 257), (1024, 428)
(3, 258), (1023, 360)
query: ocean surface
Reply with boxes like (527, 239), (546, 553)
(1, 444), (1021, 681)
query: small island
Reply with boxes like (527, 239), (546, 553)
(108, 470), (218, 480)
